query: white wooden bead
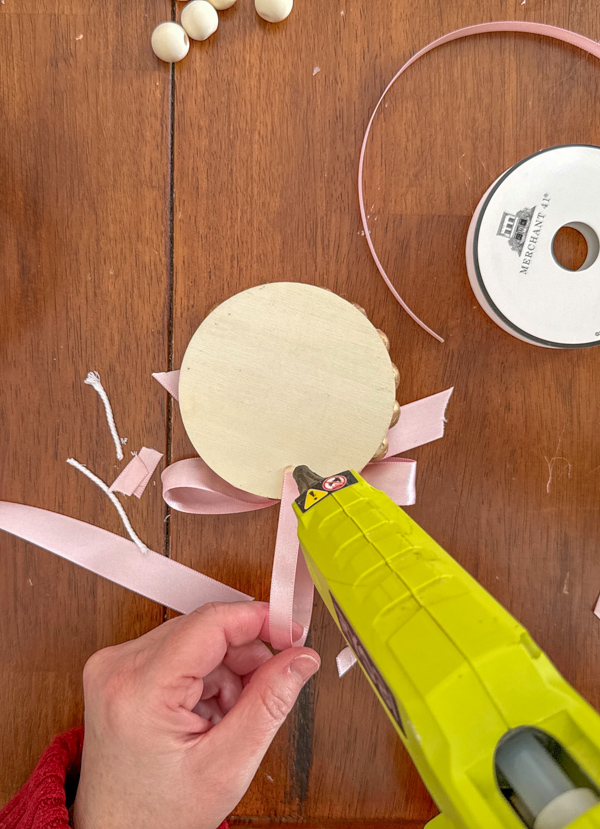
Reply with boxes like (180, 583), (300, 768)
(255, 0), (293, 23)
(181, 1), (218, 41)
(206, 0), (237, 8)
(151, 22), (190, 63)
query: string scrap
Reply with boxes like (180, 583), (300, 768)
(84, 371), (124, 461)
(66, 458), (148, 554)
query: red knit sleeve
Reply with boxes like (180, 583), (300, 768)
(0, 728), (228, 829)
(0, 728), (230, 829)
(0, 728), (83, 829)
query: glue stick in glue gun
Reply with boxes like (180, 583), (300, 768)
(292, 466), (600, 829)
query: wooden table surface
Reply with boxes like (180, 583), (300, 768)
(3, 0), (600, 825)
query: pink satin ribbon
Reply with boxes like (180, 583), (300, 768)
(385, 389), (451, 457)
(0, 502), (251, 612)
(0, 387), (448, 655)
(268, 469), (314, 650)
(0, 393), (445, 652)
(162, 456), (418, 513)
(359, 21), (600, 343)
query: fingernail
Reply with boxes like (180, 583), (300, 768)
(290, 654), (320, 683)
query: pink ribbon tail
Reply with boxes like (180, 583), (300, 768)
(336, 647), (358, 677)
(269, 468), (314, 650)
(162, 458), (278, 514)
(153, 370), (180, 401)
(0, 501), (251, 612)
(109, 447), (163, 498)
(386, 388), (453, 457)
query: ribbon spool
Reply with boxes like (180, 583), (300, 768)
(466, 145), (600, 349)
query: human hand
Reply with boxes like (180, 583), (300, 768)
(73, 601), (320, 829)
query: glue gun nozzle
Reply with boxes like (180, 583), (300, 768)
(293, 465), (325, 495)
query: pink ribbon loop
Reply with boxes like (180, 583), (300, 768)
(162, 457), (278, 514)
(362, 457), (416, 505)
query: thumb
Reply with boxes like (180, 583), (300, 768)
(210, 647), (320, 768)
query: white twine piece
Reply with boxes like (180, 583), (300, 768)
(66, 458), (148, 554)
(84, 371), (124, 461)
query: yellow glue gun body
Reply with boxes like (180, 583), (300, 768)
(293, 470), (600, 829)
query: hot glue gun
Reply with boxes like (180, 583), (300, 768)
(292, 466), (600, 829)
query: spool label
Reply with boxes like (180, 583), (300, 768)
(497, 205), (535, 256)
(496, 194), (551, 275)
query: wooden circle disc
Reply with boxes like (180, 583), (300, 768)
(179, 283), (396, 498)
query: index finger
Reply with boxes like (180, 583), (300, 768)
(151, 601), (271, 682)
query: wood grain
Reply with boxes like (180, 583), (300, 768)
(3, 0), (600, 825)
(0, 0), (171, 804)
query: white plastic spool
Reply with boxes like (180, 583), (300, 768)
(466, 145), (600, 349)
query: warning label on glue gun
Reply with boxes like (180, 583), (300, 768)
(295, 471), (358, 513)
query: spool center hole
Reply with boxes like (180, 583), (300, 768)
(552, 223), (599, 272)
